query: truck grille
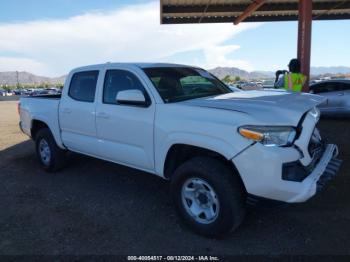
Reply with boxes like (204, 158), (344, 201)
(308, 128), (323, 155)
(307, 128), (324, 171)
(282, 128), (325, 182)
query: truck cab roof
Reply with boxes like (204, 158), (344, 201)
(71, 62), (199, 72)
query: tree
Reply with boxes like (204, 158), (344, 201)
(234, 76), (241, 82)
(222, 75), (232, 83)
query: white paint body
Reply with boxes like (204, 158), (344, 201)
(19, 63), (337, 203)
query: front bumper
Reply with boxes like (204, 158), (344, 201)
(232, 143), (342, 203)
(232, 108), (343, 203)
(287, 144), (341, 202)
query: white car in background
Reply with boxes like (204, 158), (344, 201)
(310, 80), (350, 116)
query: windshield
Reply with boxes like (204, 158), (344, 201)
(143, 67), (231, 103)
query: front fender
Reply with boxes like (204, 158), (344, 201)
(155, 131), (251, 176)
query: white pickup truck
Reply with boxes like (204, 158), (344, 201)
(19, 63), (342, 237)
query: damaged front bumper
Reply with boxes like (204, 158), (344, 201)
(286, 143), (342, 202)
(233, 142), (342, 204)
(232, 108), (343, 203)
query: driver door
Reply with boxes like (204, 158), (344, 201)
(95, 68), (155, 172)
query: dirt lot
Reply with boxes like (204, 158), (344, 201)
(0, 100), (349, 255)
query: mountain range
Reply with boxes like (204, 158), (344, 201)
(208, 67), (273, 79)
(1, 66), (350, 86)
(208, 66), (350, 80)
(0, 71), (65, 86)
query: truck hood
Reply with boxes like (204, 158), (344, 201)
(181, 90), (326, 126)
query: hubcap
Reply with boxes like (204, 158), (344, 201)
(181, 178), (220, 224)
(39, 139), (51, 166)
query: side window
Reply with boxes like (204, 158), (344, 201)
(344, 83), (350, 91)
(103, 70), (149, 104)
(311, 83), (325, 94)
(69, 71), (99, 102)
(331, 83), (343, 92)
(328, 83), (341, 92)
(313, 82), (337, 94)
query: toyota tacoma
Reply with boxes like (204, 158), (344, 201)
(19, 63), (342, 237)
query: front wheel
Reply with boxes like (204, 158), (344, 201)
(35, 128), (66, 172)
(171, 157), (246, 237)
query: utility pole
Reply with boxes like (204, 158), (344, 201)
(16, 71), (20, 89)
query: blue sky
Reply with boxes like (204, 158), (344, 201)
(0, 0), (150, 21)
(0, 0), (349, 76)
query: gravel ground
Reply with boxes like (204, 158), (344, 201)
(0, 101), (349, 255)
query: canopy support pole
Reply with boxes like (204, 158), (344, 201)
(297, 0), (312, 92)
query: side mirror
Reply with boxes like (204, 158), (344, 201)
(116, 89), (148, 106)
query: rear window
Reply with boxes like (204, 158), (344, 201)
(311, 82), (350, 94)
(69, 71), (99, 102)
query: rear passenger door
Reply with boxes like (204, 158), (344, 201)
(59, 70), (100, 156)
(337, 83), (350, 113)
(95, 67), (155, 172)
(322, 82), (344, 111)
(312, 82), (340, 113)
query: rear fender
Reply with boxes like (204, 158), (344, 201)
(31, 116), (65, 149)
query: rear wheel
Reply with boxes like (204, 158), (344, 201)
(35, 128), (66, 172)
(171, 157), (246, 237)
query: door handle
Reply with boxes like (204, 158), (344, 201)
(96, 112), (110, 119)
(62, 108), (72, 114)
(337, 93), (344, 96)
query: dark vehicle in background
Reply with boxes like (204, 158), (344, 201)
(310, 80), (350, 117)
(13, 90), (20, 95)
(0, 88), (61, 97)
(27, 88), (61, 96)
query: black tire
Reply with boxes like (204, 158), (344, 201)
(170, 157), (246, 238)
(35, 128), (66, 172)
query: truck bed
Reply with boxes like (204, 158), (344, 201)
(22, 94), (61, 99)
(19, 95), (63, 147)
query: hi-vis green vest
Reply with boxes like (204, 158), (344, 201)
(284, 73), (306, 92)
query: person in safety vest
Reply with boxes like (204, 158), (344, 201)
(284, 58), (306, 92)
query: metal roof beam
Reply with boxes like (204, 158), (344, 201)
(162, 13), (350, 24)
(234, 0), (266, 25)
(162, 1), (350, 14)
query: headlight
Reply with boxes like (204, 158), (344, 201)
(309, 106), (320, 122)
(238, 125), (297, 147)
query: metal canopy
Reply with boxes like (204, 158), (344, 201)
(160, 0), (350, 92)
(161, 0), (350, 24)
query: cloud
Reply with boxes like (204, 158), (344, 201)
(0, 57), (46, 73)
(201, 45), (254, 71)
(0, 1), (260, 76)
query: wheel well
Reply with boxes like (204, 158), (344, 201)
(164, 144), (244, 186)
(31, 120), (49, 140)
